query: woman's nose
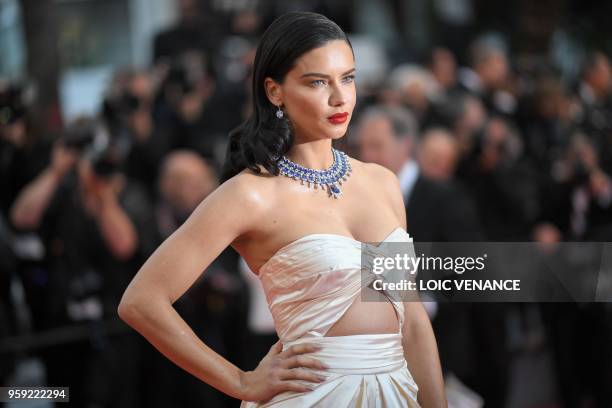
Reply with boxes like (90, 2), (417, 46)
(329, 84), (347, 106)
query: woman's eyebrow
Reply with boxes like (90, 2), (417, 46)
(300, 68), (356, 79)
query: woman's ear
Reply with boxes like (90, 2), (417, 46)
(264, 77), (283, 106)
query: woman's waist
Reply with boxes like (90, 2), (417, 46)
(282, 332), (407, 374)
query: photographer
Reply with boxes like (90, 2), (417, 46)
(10, 117), (158, 407)
(1, 82), (57, 354)
(103, 69), (170, 198)
(577, 51), (612, 175)
(0, 82), (53, 222)
(154, 50), (242, 168)
(461, 116), (540, 241)
(537, 132), (612, 242)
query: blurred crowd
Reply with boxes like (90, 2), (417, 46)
(1, 0), (612, 407)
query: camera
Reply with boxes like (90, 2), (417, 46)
(63, 118), (97, 151)
(0, 85), (26, 126)
(101, 91), (147, 136)
(89, 145), (122, 179)
(165, 63), (197, 95)
(63, 118), (121, 178)
(160, 52), (211, 99)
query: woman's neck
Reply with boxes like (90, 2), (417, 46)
(285, 139), (334, 170)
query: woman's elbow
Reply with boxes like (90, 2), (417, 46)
(117, 289), (168, 325)
(117, 297), (139, 323)
(117, 289), (147, 324)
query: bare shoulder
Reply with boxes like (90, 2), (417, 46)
(219, 166), (276, 204)
(354, 158), (396, 181)
(193, 166), (278, 237)
(350, 157), (401, 193)
(349, 157), (407, 227)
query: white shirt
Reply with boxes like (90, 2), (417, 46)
(397, 159), (420, 202)
(396, 160), (438, 320)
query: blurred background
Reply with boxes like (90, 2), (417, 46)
(1, 0), (612, 407)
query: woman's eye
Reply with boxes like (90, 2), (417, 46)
(310, 75), (355, 87)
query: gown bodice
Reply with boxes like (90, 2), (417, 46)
(257, 227), (415, 341)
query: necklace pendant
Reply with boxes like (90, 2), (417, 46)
(328, 183), (341, 199)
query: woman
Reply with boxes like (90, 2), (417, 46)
(118, 12), (446, 407)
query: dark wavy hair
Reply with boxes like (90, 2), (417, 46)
(220, 12), (353, 183)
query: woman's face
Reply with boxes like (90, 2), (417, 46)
(267, 40), (356, 142)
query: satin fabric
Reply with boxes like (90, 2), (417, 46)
(240, 227), (420, 407)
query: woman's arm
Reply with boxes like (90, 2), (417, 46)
(118, 173), (327, 402)
(374, 163), (448, 407)
(118, 175), (256, 398)
(402, 300), (447, 407)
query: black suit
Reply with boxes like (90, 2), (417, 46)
(405, 174), (484, 242)
(405, 174), (508, 407)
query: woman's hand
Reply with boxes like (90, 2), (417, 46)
(240, 341), (329, 403)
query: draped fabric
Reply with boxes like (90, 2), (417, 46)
(241, 227), (420, 407)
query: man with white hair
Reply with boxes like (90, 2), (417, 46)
(417, 127), (460, 182)
(356, 106), (483, 242)
(385, 64), (443, 119)
(458, 38), (516, 115)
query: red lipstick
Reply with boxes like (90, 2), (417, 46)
(327, 112), (349, 124)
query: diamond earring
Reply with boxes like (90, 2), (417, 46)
(275, 105), (284, 119)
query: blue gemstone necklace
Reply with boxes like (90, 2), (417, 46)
(277, 148), (352, 199)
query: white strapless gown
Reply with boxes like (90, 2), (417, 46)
(240, 227), (421, 407)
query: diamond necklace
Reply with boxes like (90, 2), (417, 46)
(277, 148), (352, 199)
